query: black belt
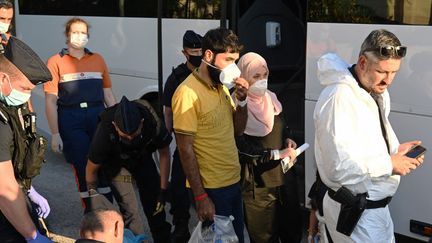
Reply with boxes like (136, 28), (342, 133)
(366, 196), (392, 209)
(58, 101), (104, 109)
(328, 189), (392, 209)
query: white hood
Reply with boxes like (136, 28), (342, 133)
(317, 52), (390, 107)
(317, 52), (353, 86)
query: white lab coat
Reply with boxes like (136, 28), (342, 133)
(314, 53), (400, 243)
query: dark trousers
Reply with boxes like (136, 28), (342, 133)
(243, 183), (302, 243)
(243, 186), (279, 243)
(130, 158), (171, 243)
(242, 167), (303, 243)
(110, 168), (145, 235)
(278, 169), (303, 243)
(0, 214), (25, 243)
(206, 183), (244, 243)
(169, 149), (191, 225)
(0, 192), (44, 243)
(58, 105), (111, 210)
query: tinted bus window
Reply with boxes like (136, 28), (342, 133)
(308, 0), (432, 25)
(18, 0), (222, 19)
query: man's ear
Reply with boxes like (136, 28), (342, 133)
(203, 49), (214, 62)
(79, 229), (85, 238)
(0, 72), (8, 86)
(358, 55), (367, 70)
(114, 220), (119, 238)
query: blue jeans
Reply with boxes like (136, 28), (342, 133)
(206, 182), (244, 243)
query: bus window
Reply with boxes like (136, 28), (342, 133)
(18, 0), (222, 19)
(308, 0), (432, 25)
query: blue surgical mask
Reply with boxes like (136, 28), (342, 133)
(0, 76), (31, 106)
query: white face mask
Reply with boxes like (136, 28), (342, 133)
(70, 33), (88, 49)
(248, 79), (268, 97)
(202, 60), (241, 89)
(219, 63), (241, 89)
(0, 22), (10, 34)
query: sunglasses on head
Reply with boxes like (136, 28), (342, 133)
(365, 45), (407, 58)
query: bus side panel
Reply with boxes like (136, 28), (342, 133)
(305, 23), (432, 241)
(14, 13), (218, 134)
(389, 112), (432, 241)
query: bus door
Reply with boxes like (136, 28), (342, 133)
(234, 0), (308, 205)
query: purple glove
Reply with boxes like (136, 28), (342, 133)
(26, 230), (53, 243)
(28, 186), (51, 219)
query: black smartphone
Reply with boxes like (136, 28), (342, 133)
(405, 145), (427, 159)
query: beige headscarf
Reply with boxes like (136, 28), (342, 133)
(237, 52), (282, 137)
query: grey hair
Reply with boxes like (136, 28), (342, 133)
(0, 0), (13, 9)
(359, 29), (402, 60)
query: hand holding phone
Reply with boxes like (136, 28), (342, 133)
(405, 145), (427, 159)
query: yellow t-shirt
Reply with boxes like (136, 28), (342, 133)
(172, 70), (240, 188)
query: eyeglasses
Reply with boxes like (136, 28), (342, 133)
(365, 45), (407, 58)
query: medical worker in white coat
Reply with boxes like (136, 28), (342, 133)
(313, 29), (425, 243)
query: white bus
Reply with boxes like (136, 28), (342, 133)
(13, 0), (221, 133)
(14, 0), (432, 241)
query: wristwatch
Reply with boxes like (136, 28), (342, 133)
(88, 188), (99, 196)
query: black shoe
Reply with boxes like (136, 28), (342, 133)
(172, 223), (190, 243)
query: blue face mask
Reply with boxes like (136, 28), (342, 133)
(0, 76), (31, 106)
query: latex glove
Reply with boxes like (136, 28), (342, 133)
(153, 189), (168, 216)
(28, 186), (51, 219)
(51, 133), (63, 153)
(26, 230), (53, 243)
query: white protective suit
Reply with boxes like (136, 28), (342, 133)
(314, 53), (401, 243)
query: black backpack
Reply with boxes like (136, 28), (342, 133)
(0, 104), (47, 190)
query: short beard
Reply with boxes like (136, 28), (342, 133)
(207, 58), (221, 86)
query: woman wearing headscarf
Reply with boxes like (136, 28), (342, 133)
(235, 52), (298, 243)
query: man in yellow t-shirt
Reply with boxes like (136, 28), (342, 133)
(172, 28), (248, 243)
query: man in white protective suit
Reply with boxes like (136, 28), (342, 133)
(314, 29), (425, 243)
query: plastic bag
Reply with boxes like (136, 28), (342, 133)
(188, 215), (238, 243)
(123, 228), (148, 243)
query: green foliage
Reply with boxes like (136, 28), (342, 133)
(308, 0), (374, 23)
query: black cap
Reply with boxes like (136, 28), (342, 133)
(183, 30), (202, 49)
(3, 36), (52, 85)
(114, 96), (142, 134)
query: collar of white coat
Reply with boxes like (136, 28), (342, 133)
(317, 52), (389, 104)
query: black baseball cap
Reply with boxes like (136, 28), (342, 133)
(3, 36), (52, 85)
(114, 96), (142, 134)
(183, 30), (202, 49)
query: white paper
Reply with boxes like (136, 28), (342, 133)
(281, 143), (310, 173)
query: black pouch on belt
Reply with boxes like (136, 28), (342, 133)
(328, 186), (367, 236)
